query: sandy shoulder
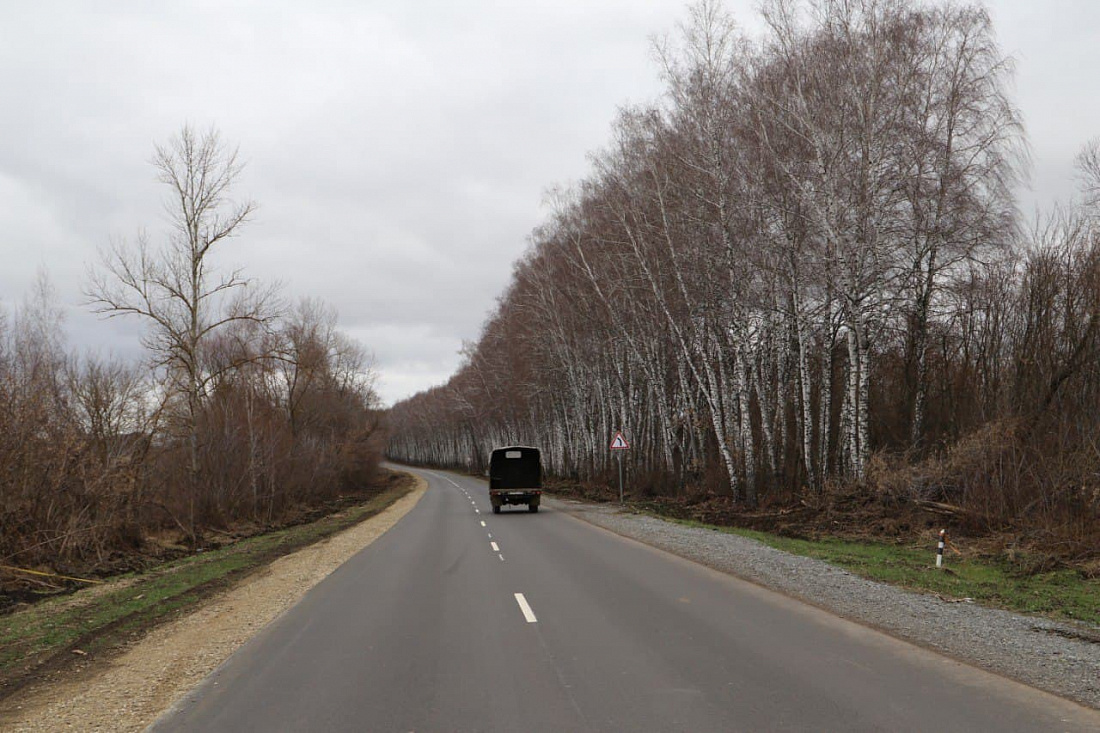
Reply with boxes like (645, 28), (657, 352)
(0, 475), (427, 733)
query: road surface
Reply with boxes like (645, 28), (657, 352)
(154, 466), (1099, 732)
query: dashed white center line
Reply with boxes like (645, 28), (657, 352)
(491, 541), (500, 551)
(499, 554), (505, 562)
(514, 593), (537, 623)
(480, 521), (486, 527)
(475, 509), (480, 514)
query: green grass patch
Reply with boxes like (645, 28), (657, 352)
(657, 515), (1100, 627)
(0, 480), (413, 697)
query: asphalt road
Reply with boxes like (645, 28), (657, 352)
(154, 466), (1099, 732)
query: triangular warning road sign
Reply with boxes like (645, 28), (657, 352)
(610, 432), (630, 450)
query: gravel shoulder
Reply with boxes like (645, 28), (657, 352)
(557, 497), (1100, 710)
(0, 475), (427, 732)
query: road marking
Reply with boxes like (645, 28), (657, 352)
(427, 471), (467, 491)
(425, 470), (463, 490)
(499, 554), (505, 562)
(480, 521), (486, 527)
(491, 542), (499, 551)
(475, 509), (480, 514)
(514, 593), (537, 623)
(487, 533), (492, 538)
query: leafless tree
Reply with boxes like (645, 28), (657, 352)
(87, 125), (278, 541)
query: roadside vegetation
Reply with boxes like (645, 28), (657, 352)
(671, 518), (1100, 628)
(0, 472), (414, 700)
(388, 0), (1100, 572)
(1, 126), (385, 608)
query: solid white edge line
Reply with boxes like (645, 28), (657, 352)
(514, 593), (537, 623)
(491, 541), (500, 551)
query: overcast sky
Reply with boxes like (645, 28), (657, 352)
(1, 1), (1098, 405)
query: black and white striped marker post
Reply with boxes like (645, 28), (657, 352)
(936, 529), (946, 568)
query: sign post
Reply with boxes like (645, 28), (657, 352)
(610, 431), (629, 504)
(618, 452), (623, 504)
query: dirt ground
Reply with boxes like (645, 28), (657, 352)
(0, 475), (427, 732)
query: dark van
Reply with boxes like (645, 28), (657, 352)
(488, 446), (542, 513)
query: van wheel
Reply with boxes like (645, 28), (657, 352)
(493, 505), (501, 514)
(529, 504), (539, 513)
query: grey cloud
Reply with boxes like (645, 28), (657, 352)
(1, 1), (1096, 406)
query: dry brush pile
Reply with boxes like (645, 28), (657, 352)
(388, 0), (1100, 557)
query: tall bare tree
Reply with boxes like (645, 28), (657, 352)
(87, 125), (276, 541)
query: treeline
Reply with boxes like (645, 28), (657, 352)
(1, 127), (382, 577)
(388, 0), (1100, 542)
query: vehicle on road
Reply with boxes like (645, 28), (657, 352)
(488, 446), (541, 513)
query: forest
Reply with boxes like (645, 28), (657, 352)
(1, 127), (384, 585)
(387, 0), (1100, 555)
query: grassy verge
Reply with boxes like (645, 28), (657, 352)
(0, 476), (414, 699)
(655, 515), (1100, 628)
